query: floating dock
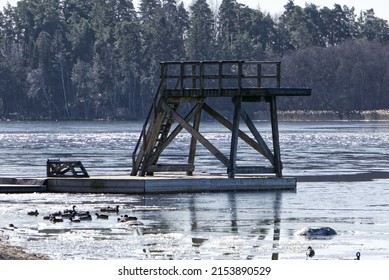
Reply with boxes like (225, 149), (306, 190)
(0, 175), (296, 194)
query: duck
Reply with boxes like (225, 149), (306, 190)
(50, 211), (62, 217)
(100, 205), (120, 213)
(7, 224), (17, 230)
(64, 205), (77, 214)
(95, 213), (109, 219)
(61, 212), (75, 219)
(76, 210), (90, 216)
(306, 246), (315, 259)
(49, 215), (63, 223)
(117, 215), (137, 223)
(27, 210), (39, 216)
(43, 211), (63, 220)
(77, 214), (92, 221)
(355, 252), (361, 260)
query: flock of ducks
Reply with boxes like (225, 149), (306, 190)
(26, 205), (142, 225)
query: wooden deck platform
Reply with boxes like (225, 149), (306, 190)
(0, 175), (296, 194)
(46, 175), (296, 193)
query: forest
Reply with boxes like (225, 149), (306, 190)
(1, 0), (389, 120)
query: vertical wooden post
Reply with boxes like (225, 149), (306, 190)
(276, 62), (281, 87)
(200, 62), (204, 95)
(270, 96), (282, 177)
(180, 62), (184, 95)
(229, 96), (241, 178)
(191, 64), (197, 89)
(257, 63), (262, 88)
(218, 61), (223, 95)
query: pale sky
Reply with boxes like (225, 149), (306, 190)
(1, 0), (388, 20)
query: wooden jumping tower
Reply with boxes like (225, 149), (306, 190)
(131, 61), (311, 178)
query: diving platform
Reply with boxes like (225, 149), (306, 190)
(0, 61), (311, 195)
(131, 61), (311, 179)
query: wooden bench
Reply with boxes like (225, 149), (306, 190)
(46, 159), (89, 177)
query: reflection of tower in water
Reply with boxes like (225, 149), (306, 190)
(187, 192), (283, 259)
(271, 192), (282, 260)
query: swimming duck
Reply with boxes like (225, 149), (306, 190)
(27, 210), (39, 216)
(49, 215), (63, 223)
(76, 210), (90, 216)
(64, 205), (77, 214)
(306, 246), (315, 259)
(77, 214), (92, 221)
(100, 205), (119, 213)
(95, 213), (109, 219)
(61, 212), (75, 218)
(7, 224), (17, 230)
(50, 211), (62, 216)
(117, 215), (137, 223)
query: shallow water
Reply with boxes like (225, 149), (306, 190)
(1, 120), (389, 260)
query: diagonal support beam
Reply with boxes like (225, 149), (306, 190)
(145, 102), (203, 168)
(160, 99), (230, 168)
(239, 107), (275, 165)
(188, 104), (203, 175)
(202, 103), (274, 165)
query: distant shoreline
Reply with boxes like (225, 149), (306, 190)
(3, 110), (389, 122)
(257, 109), (389, 121)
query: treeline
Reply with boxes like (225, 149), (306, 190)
(1, 0), (389, 120)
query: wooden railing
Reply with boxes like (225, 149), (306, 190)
(159, 60), (281, 94)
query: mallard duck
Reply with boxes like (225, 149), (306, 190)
(306, 246), (315, 259)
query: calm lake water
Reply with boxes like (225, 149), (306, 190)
(1, 120), (389, 260)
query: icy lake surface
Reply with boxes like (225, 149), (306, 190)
(1, 120), (389, 260)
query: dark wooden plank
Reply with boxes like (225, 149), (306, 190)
(235, 166), (276, 174)
(147, 164), (195, 173)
